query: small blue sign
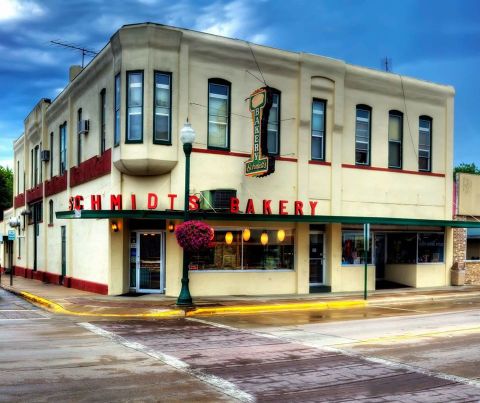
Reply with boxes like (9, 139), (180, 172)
(8, 230), (16, 241)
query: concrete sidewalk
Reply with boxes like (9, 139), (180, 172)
(2, 274), (480, 318)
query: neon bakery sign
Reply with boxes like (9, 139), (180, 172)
(68, 194), (321, 216)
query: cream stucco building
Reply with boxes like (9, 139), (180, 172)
(1, 22), (476, 296)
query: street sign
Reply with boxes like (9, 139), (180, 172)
(7, 230), (16, 241)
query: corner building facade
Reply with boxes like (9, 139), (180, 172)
(3, 23), (462, 296)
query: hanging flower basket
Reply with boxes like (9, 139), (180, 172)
(175, 220), (214, 253)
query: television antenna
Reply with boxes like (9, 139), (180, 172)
(50, 40), (98, 67)
(382, 56), (393, 72)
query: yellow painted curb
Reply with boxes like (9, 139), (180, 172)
(12, 287), (368, 318)
(19, 291), (184, 318)
(186, 299), (367, 316)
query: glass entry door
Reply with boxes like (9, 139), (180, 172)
(309, 232), (325, 285)
(130, 231), (165, 293)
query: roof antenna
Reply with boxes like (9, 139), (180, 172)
(382, 56), (393, 72)
(50, 40), (98, 67)
(247, 42), (267, 86)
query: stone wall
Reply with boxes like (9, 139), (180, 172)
(453, 225), (467, 269)
(465, 261), (480, 285)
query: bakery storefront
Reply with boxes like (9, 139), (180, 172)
(57, 192), (479, 297)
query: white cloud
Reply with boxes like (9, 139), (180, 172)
(0, 0), (44, 22)
(194, 0), (269, 44)
(0, 159), (14, 169)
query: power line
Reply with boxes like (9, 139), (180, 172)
(246, 42), (267, 86)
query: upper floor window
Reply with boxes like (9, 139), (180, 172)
(126, 71), (143, 143)
(208, 79), (230, 150)
(49, 199), (54, 225)
(33, 145), (39, 186)
(388, 110), (403, 169)
(30, 149), (33, 187)
(16, 160), (20, 194)
(77, 108), (82, 165)
(267, 90), (280, 156)
(311, 99), (326, 161)
(114, 74), (121, 146)
(355, 105), (371, 165)
(49, 132), (54, 178)
(419, 116), (432, 172)
(59, 122), (67, 175)
(154, 72), (172, 144)
(100, 89), (106, 153)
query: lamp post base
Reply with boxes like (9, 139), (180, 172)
(176, 278), (193, 306)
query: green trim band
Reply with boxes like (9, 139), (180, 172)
(55, 210), (480, 228)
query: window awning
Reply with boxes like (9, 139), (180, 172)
(56, 210), (480, 228)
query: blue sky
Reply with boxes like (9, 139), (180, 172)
(0, 0), (479, 168)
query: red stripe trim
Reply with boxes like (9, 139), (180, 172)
(275, 156), (298, 162)
(69, 278), (108, 295)
(12, 266), (108, 295)
(309, 160), (332, 166)
(341, 164), (445, 177)
(192, 148), (298, 162)
(192, 148), (249, 158)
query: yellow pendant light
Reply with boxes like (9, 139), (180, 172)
(243, 228), (251, 241)
(277, 229), (286, 242)
(225, 231), (233, 245)
(260, 231), (269, 245)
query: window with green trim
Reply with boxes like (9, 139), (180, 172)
(419, 116), (432, 172)
(114, 74), (121, 146)
(126, 71), (143, 142)
(311, 99), (326, 161)
(388, 110), (403, 169)
(355, 105), (371, 165)
(208, 79), (230, 150)
(154, 72), (172, 144)
(267, 90), (280, 156)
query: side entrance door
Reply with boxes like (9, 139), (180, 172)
(130, 231), (165, 293)
(309, 231), (325, 290)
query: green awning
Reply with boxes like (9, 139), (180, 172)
(56, 210), (480, 228)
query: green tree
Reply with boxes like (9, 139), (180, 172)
(0, 165), (13, 220)
(454, 163), (480, 178)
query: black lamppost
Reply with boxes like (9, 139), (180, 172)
(176, 121), (196, 306)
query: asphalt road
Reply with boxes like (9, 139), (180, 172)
(1, 288), (480, 402)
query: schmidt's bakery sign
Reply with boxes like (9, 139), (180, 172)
(68, 193), (321, 216)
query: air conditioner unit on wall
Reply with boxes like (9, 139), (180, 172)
(200, 189), (237, 211)
(78, 119), (90, 134)
(40, 150), (50, 162)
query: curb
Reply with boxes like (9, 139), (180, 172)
(3, 283), (480, 318)
(367, 291), (480, 306)
(2, 285), (184, 318)
(186, 299), (367, 316)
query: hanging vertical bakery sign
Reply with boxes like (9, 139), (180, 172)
(244, 87), (275, 177)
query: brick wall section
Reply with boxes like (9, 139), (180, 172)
(465, 262), (480, 284)
(453, 227), (467, 269)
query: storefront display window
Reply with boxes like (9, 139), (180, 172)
(190, 228), (294, 271)
(386, 233), (417, 264)
(417, 233), (444, 263)
(342, 232), (372, 264)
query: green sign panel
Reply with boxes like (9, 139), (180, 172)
(244, 87), (275, 177)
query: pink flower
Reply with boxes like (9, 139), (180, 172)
(175, 220), (214, 252)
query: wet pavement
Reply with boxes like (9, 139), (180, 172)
(1, 286), (480, 401)
(3, 274), (480, 318)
